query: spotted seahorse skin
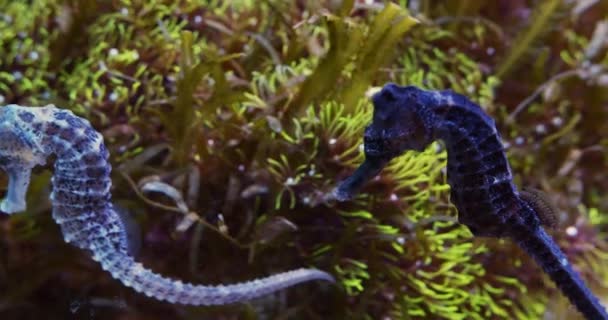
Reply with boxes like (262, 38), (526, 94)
(334, 83), (608, 320)
(0, 104), (334, 305)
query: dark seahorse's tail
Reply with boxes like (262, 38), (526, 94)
(510, 222), (608, 319)
(85, 208), (334, 306)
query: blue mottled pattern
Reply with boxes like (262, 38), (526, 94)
(334, 83), (607, 320)
(0, 104), (333, 305)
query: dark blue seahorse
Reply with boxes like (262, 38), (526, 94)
(0, 104), (333, 305)
(334, 83), (607, 320)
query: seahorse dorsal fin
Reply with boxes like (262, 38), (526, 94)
(113, 202), (142, 257)
(520, 187), (559, 229)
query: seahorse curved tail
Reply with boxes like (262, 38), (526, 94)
(511, 224), (608, 319)
(89, 231), (334, 305)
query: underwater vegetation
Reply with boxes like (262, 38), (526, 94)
(0, 0), (607, 319)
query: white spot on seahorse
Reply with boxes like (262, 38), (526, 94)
(445, 95), (455, 106)
(432, 91), (442, 101)
(130, 263), (146, 277)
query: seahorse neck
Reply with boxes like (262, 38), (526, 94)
(427, 93), (497, 152)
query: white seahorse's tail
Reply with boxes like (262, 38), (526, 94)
(89, 235), (334, 305)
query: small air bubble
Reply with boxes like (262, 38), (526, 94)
(12, 71), (23, 80)
(285, 177), (296, 186)
(120, 7), (129, 15)
(207, 139), (214, 147)
(29, 51), (39, 61)
(390, 193), (398, 201)
(551, 116), (563, 127)
(486, 47), (495, 56)
(396, 236), (405, 245)
(108, 91), (118, 102)
(328, 138), (337, 145)
(514, 136), (525, 145)
(588, 64), (603, 77)
(565, 226), (578, 237)
(535, 124), (546, 134)
(217, 213), (228, 234)
(359, 144), (364, 152)
(2, 14), (12, 23)
(560, 257), (568, 266)
(108, 48), (119, 57)
(0, 95), (4, 104)
(194, 15), (203, 24)
(238, 164), (245, 172)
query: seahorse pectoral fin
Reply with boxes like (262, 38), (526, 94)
(519, 188), (558, 229)
(112, 202), (142, 257)
(1, 167), (32, 214)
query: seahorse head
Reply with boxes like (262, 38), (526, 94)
(0, 105), (46, 169)
(364, 83), (434, 159)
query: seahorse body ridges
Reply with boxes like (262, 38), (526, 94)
(0, 104), (333, 305)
